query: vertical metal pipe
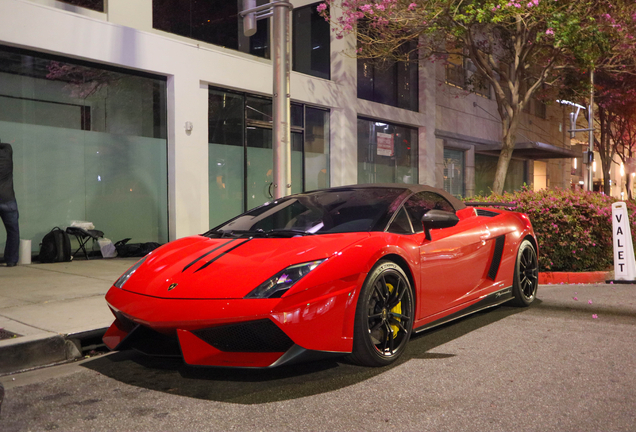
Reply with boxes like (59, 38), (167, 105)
(272, 1), (291, 199)
(588, 68), (594, 192)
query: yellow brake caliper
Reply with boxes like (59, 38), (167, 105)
(386, 283), (401, 338)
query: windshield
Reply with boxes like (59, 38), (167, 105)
(206, 187), (408, 237)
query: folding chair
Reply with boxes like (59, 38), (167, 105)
(65, 227), (104, 260)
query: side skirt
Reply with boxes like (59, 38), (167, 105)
(414, 286), (514, 334)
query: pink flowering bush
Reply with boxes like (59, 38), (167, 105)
(467, 187), (636, 272)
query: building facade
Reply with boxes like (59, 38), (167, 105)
(0, 0), (579, 257)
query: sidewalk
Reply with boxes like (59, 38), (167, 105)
(0, 258), (137, 375)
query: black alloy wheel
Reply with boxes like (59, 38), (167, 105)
(349, 260), (414, 367)
(511, 239), (538, 306)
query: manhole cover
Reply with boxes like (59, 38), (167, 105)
(0, 329), (20, 340)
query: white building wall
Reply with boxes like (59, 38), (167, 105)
(0, 0), (357, 240)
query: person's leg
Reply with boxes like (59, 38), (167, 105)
(0, 200), (20, 265)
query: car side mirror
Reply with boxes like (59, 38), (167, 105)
(421, 209), (459, 240)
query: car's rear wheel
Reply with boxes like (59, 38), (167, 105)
(511, 239), (538, 307)
(349, 260), (414, 367)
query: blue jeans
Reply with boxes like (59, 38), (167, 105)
(0, 200), (19, 264)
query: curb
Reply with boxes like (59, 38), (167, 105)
(539, 271), (610, 285)
(0, 328), (108, 376)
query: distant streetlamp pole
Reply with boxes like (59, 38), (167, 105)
(241, 1), (293, 200)
(588, 68), (594, 193)
(557, 68), (595, 192)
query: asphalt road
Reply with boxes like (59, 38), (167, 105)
(1, 283), (635, 432)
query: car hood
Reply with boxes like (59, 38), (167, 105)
(117, 233), (367, 299)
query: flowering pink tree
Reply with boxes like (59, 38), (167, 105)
(321, 0), (636, 194)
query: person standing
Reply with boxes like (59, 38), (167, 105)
(0, 139), (19, 267)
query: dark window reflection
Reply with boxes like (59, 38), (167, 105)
(291, 103), (303, 128)
(153, 0), (270, 59)
(357, 42), (418, 111)
(388, 207), (413, 234)
(305, 107), (328, 154)
(293, 3), (330, 79)
(59, 0), (104, 12)
(246, 96), (273, 123)
(357, 61), (374, 101)
(209, 89), (244, 146)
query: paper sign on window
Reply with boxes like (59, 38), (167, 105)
(376, 133), (394, 157)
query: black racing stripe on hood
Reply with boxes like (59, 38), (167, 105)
(182, 239), (237, 273)
(194, 238), (252, 273)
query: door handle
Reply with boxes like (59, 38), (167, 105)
(268, 182), (273, 198)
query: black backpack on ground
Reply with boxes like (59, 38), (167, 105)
(114, 238), (162, 258)
(39, 227), (72, 263)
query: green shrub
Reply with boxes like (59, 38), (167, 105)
(466, 187), (636, 272)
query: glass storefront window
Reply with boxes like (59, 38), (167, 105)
(357, 118), (418, 185)
(153, 0), (270, 59)
(0, 46), (168, 256)
(443, 148), (465, 198)
(208, 87), (330, 227)
(209, 89), (245, 227)
(474, 153), (527, 195)
(246, 128), (303, 211)
(304, 107), (330, 192)
(293, 3), (330, 80)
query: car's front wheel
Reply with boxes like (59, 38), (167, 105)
(511, 239), (538, 307)
(349, 260), (414, 367)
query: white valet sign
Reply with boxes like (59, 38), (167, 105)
(611, 202), (636, 281)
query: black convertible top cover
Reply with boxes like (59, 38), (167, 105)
(317, 183), (466, 212)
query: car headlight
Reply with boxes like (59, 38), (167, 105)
(114, 257), (147, 288)
(244, 259), (326, 299)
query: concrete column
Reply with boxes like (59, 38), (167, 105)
(465, 146), (475, 198)
(435, 138), (445, 188)
(418, 56), (437, 186)
(168, 74), (210, 240)
(328, 11), (357, 187)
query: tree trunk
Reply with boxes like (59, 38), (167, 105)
(596, 107), (614, 196)
(492, 119), (518, 195)
(602, 162), (612, 195)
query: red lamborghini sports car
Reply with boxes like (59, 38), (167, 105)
(103, 184), (538, 368)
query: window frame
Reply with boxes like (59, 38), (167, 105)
(208, 86), (331, 216)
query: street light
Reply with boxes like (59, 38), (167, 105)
(243, 0), (257, 37)
(240, 1), (294, 200)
